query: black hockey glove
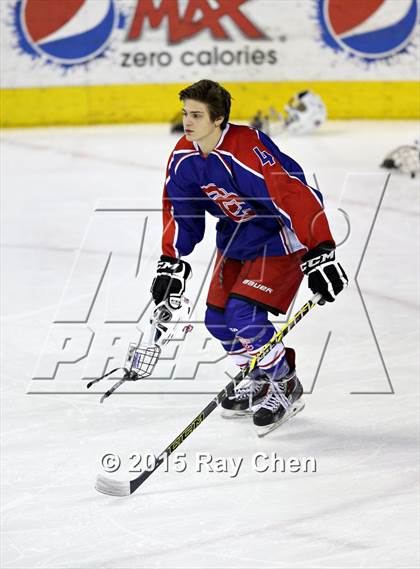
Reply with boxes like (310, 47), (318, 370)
(300, 242), (348, 305)
(151, 256), (192, 309)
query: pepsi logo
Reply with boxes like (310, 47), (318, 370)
(317, 0), (418, 62)
(14, 0), (118, 66)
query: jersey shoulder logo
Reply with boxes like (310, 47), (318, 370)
(253, 146), (275, 166)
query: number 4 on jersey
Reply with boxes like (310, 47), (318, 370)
(253, 146), (275, 166)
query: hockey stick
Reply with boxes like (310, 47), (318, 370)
(95, 293), (322, 496)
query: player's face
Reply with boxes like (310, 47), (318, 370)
(182, 100), (223, 145)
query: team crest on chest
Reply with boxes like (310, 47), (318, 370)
(201, 184), (256, 223)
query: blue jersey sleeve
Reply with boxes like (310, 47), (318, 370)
(162, 172), (205, 258)
(257, 130), (324, 205)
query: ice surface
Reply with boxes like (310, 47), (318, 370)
(1, 121), (419, 568)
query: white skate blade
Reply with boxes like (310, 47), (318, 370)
(221, 407), (252, 419)
(254, 399), (305, 438)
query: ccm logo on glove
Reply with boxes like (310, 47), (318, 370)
(151, 255), (192, 309)
(300, 242), (348, 304)
(300, 249), (335, 272)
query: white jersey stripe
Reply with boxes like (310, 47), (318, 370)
(277, 227), (288, 254)
(272, 201), (294, 230)
(215, 123), (230, 148)
(212, 150), (233, 176)
(174, 151), (200, 175)
(218, 150), (264, 180)
(169, 203), (179, 258)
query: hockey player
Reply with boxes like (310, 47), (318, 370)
(151, 80), (347, 433)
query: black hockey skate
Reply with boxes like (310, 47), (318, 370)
(253, 348), (304, 436)
(221, 369), (269, 419)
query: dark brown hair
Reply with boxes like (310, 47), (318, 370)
(179, 79), (232, 129)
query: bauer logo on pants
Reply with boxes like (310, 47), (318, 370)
(316, 0), (418, 63)
(242, 279), (273, 294)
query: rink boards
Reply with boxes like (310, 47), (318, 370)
(2, 80), (419, 127)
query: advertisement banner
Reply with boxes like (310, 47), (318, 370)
(2, 0), (419, 88)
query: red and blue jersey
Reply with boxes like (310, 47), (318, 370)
(162, 123), (334, 260)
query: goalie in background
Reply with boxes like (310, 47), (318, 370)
(381, 141), (420, 179)
(250, 90), (327, 136)
(284, 90), (327, 134)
